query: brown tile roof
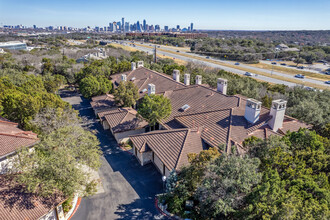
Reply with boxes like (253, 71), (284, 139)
(90, 94), (116, 111)
(130, 128), (204, 171)
(174, 109), (232, 149)
(103, 108), (148, 133)
(111, 67), (186, 97)
(278, 118), (311, 134)
(0, 119), (39, 158)
(0, 175), (65, 220)
(159, 85), (240, 129)
(173, 97), (310, 150)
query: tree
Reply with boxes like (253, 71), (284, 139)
(138, 94), (172, 127)
(196, 154), (261, 218)
(30, 107), (79, 135)
(245, 130), (330, 220)
(14, 125), (102, 197)
(113, 81), (139, 107)
(79, 75), (112, 99)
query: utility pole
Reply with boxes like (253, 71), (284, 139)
(154, 45), (157, 63)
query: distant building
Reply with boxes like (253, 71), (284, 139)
(143, 19), (147, 31)
(164, 26), (169, 32)
(122, 17), (125, 31)
(0, 41), (27, 50)
(190, 23), (194, 31)
(276, 43), (300, 52)
(76, 49), (107, 63)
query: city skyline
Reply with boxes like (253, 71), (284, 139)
(0, 0), (330, 30)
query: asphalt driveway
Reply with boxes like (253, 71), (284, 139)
(60, 89), (167, 220)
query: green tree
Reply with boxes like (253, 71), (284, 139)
(245, 130), (330, 220)
(113, 81), (139, 107)
(196, 154), (261, 218)
(14, 125), (102, 197)
(138, 94), (172, 127)
(79, 75), (112, 99)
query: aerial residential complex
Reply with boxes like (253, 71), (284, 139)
(91, 62), (310, 177)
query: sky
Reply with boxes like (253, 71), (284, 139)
(0, 0), (329, 30)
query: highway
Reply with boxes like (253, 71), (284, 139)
(114, 41), (330, 90)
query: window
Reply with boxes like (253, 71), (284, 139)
(163, 164), (165, 175)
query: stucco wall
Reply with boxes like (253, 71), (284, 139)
(102, 120), (110, 130)
(154, 154), (164, 175)
(39, 209), (57, 220)
(142, 151), (152, 165)
(114, 128), (146, 143)
(165, 167), (171, 178)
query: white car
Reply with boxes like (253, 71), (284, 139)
(245, 72), (253, 76)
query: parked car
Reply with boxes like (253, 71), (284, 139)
(325, 81), (330, 84)
(295, 74), (305, 79)
(235, 62), (240, 65)
(280, 63), (287, 66)
(245, 72), (253, 76)
(271, 62), (277, 65)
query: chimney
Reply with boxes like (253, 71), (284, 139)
(121, 74), (127, 82)
(137, 61), (144, 68)
(244, 99), (261, 124)
(148, 84), (155, 95)
(131, 62), (136, 70)
(217, 78), (227, 95)
(268, 99), (287, 132)
(184, 74), (190, 85)
(173, 69), (180, 82)
(195, 75), (202, 85)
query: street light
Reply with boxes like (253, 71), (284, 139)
(162, 176), (167, 192)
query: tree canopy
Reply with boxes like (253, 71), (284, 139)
(79, 75), (112, 99)
(137, 94), (172, 126)
(113, 81), (139, 107)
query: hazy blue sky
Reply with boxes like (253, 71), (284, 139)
(0, 0), (329, 30)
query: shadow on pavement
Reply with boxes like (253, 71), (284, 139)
(59, 89), (167, 219)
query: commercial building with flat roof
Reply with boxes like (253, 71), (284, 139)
(0, 41), (27, 50)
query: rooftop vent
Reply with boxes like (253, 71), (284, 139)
(141, 88), (147, 93)
(180, 104), (191, 112)
(130, 77), (136, 81)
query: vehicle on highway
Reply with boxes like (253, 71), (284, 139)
(297, 66), (304, 69)
(235, 62), (240, 65)
(325, 72), (330, 75)
(176, 50), (180, 52)
(325, 81), (330, 84)
(280, 63), (287, 66)
(271, 62), (277, 65)
(295, 74), (305, 79)
(157, 46), (160, 48)
(206, 56), (210, 59)
(245, 72), (253, 76)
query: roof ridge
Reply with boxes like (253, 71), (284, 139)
(225, 108), (234, 154)
(174, 108), (233, 119)
(0, 132), (39, 140)
(129, 128), (189, 138)
(174, 129), (190, 169)
(143, 67), (187, 87)
(0, 120), (18, 126)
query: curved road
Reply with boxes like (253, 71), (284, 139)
(60, 89), (168, 220)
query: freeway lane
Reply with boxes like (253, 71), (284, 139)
(118, 41), (329, 89)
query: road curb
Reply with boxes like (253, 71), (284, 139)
(67, 197), (82, 220)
